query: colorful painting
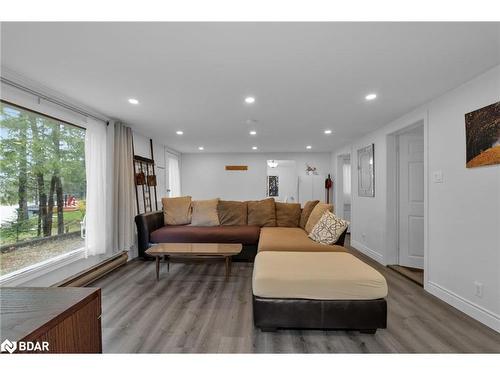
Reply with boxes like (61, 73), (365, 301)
(465, 101), (500, 168)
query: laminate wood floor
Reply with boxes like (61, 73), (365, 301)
(91, 241), (500, 353)
(387, 265), (424, 286)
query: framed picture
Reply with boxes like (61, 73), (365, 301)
(267, 175), (279, 197)
(357, 144), (375, 197)
(465, 101), (500, 168)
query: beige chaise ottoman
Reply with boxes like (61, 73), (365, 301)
(252, 251), (388, 333)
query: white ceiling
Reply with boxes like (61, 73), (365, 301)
(1, 22), (499, 153)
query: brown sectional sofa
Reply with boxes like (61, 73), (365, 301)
(135, 198), (347, 261)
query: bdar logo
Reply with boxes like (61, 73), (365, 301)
(1, 339), (17, 354)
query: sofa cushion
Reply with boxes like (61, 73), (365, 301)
(258, 227), (345, 253)
(275, 202), (301, 227)
(299, 200), (319, 229)
(305, 203), (333, 234)
(309, 211), (349, 245)
(247, 198), (276, 227)
(218, 200), (248, 226)
(162, 196), (192, 225)
(150, 225), (261, 246)
(191, 199), (220, 226)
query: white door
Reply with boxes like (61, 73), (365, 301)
(299, 175), (324, 204)
(398, 127), (424, 269)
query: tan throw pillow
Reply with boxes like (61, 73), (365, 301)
(276, 202), (301, 227)
(162, 196), (192, 225)
(218, 200), (248, 226)
(299, 200), (320, 229)
(309, 211), (349, 245)
(247, 198), (276, 227)
(191, 199), (220, 226)
(304, 203), (333, 234)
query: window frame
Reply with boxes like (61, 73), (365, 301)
(0, 99), (88, 284)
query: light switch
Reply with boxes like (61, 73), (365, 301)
(433, 170), (443, 183)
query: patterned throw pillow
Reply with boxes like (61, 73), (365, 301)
(308, 211), (349, 245)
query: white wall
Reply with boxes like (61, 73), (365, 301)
(181, 152), (331, 204)
(331, 65), (500, 332)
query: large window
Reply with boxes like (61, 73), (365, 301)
(0, 101), (86, 276)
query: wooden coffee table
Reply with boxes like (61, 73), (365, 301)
(145, 243), (243, 281)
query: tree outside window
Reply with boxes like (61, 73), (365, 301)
(0, 102), (86, 276)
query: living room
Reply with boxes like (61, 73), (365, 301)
(1, 1), (500, 373)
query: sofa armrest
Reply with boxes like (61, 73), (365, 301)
(135, 210), (164, 258)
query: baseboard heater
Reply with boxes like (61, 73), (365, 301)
(53, 251), (128, 287)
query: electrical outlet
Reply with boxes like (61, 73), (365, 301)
(474, 281), (483, 298)
(361, 233), (366, 242)
(433, 170), (444, 183)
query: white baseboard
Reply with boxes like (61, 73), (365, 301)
(350, 240), (384, 265)
(426, 281), (500, 333)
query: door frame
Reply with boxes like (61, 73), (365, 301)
(385, 112), (429, 288)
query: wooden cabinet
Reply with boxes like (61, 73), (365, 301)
(0, 287), (102, 353)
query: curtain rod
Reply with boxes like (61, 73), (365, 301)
(1, 76), (109, 125)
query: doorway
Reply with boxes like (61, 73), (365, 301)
(387, 121), (425, 286)
(266, 160), (298, 203)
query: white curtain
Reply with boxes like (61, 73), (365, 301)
(112, 122), (137, 253)
(168, 157), (181, 197)
(84, 119), (108, 256)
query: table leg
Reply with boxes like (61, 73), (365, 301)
(164, 255), (170, 272)
(155, 256), (160, 281)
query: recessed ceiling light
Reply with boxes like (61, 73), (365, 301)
(176, 130), (184, 135)
(365, 93), (377, 101)
(198, 146), (204, 151)
(252, 146), (258, 150)
(324, 130), (332, 134)
(249, 130), (257, 135)
(128, 98), (139, 105)
(306, 145), (312, 150)
(245, 96), (256, 104)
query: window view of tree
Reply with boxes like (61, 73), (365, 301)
(0, 102), (86, 276)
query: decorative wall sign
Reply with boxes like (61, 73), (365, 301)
(267, 175), (279, 197)
(465, 101), (500, 168)
(357, 144), (375, 197)
(225, 165), (248, 171)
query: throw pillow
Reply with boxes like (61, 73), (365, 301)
(304, 202), (333, 234)
(247, 198), (276, 227)
(308, 211), (349, 245)
(275, 202), (301, 227)
(218, 200), (248, 225)
(162, 196), (192, 225)
(191, 199), (220, 226)
(299, 200), (320, 229)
